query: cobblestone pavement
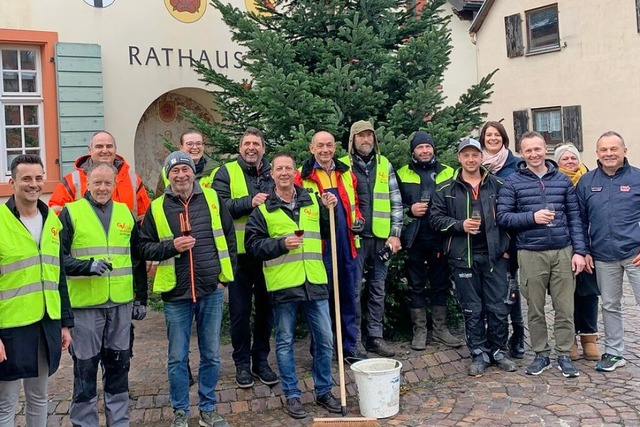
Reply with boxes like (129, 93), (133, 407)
(15, 283), (640, 426)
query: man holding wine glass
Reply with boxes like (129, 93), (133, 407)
(397, 131), (462, 350)
(138, 151), (236, 427)
(430, 138), (515, 377)
(497, 132), (587, 378)
(340, 120), (403, 358)
(245, 153), (342, 419)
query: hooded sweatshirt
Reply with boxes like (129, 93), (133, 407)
(344, 120), (403, 238)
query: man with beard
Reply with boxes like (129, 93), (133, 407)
(213, 127), (277, 388)
(397, 131), (462, 351)
(340, 121), (402, 357)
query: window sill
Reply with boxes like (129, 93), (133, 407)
(526, 45), (561, 57)
(0, 180), (59, 197)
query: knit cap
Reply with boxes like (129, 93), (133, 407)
(553, 143), (581, 163)
(164, 151), (196, 175)
(410, 131), (436, 152)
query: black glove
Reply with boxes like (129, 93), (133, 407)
(90, 260), (111, 276)
(350, 218), (365, 234)
(132, 301), (147, 321)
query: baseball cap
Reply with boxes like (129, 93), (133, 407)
(457, 137), (482, 154)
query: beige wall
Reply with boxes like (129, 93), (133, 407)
(472, 0), (640, 168)
(0, 0), (248, 168)
(441, 5), (478, 107)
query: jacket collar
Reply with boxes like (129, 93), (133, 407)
(75, 154), (126, 172)
(5, 196), (50, 220)
(264, 184), (313, 212)
(237, 155), (271, 177)
(300, 156), (349, 179)
(596, 158), (630, 176)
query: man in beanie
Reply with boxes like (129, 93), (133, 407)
(339, 120), (402, 357)
(430, 138), (515, 376)
(397, 131), (462, 350)
(138, 151), (237, 427)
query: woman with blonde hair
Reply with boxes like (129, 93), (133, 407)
(554, 143), (600, 361)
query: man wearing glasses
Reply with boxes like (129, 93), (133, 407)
(156, 130), (217, 195)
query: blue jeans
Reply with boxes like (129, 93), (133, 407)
(273, 299), (334, 399)
(163, 290), (223, 413)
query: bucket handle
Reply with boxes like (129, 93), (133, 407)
(351, 360), (401, 377)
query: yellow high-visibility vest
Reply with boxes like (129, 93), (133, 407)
(65, 199), (134, 307)
(0, 205), (61, 328)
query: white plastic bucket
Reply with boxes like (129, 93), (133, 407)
(350, 358), (402, 418)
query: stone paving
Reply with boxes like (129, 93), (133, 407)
(14, 282), (640, 426)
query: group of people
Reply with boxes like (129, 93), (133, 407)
(1, 120), (639, 426)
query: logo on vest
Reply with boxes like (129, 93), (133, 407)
(50, 227), (59, 237)
(210, 203), (218, 211)
(303, 208), (319, 219)
(117, 222), (132, 233)
(377, 171), (388, 182)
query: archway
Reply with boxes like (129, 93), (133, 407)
(133, 88), (218, 197)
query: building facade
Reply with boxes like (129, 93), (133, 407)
(470, 0), (640, 167)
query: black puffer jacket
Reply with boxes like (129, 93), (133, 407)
(496, 160), (587, 254)
(430, 168), (510, 268)
(245, 185), (330, 305)
(138, 183), (237, 302)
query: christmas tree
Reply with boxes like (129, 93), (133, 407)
(187, 0), (495, 167)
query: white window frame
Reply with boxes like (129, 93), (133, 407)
(0, 45), (46, 180)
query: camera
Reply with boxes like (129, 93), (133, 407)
(378, 244), (393, 262)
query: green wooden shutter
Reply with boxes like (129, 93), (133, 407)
(55, 43), (104, 176)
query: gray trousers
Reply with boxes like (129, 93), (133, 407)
(595, 256), (640, 357)
(70, 304), (132, 427)
(354, 237), (389, 341)
(519, 246), (575, 357)
(0, 335), (48, 427)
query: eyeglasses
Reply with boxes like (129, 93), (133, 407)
(185, 142), (204, 148)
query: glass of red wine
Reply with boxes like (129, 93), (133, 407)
(294, 229), (304, 237)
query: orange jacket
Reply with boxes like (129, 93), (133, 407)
(49, 154), (151, 221)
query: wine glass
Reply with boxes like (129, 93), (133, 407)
(471, 209), (481, 234)
(545, 203), (555, 227)
(294, 229), (304, 237)
(420, 189), (430, 204)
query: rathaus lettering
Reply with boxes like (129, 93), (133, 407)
(128, 46), (243, 69)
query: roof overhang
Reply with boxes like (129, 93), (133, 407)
(469, 0), (495, 33)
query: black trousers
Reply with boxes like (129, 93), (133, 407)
(406, 240), (451, 308)
(229, 254), (273, 368)
(452, 255), (510, 356)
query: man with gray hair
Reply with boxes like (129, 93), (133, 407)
(577, 131), (640, 372)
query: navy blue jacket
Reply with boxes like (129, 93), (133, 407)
(496, 160), (587, 254)
(495, 151), (521, 180)
(576, 159), (640, 262)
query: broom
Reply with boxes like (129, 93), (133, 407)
(312, 203), (380, 427)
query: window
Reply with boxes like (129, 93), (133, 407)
(513, 106), (582, 153)
(533, 108), (562, 145)
(0, 29), (59, 194)
(526, 5), (560, 53)
(1, 46), (45, 177)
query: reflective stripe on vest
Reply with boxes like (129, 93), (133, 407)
(300, 168), (359, 247)
(396, 164), (454, 187)
(225, 161), (250, 254)
(151, 188), (234, 293)
(65, 199), (135, 307)
(340, 155), (391, 239)
(258, 198), (327, 292)
(72, 169), (138, 216)
(0, 205), (62, 328)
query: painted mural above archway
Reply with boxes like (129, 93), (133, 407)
(134, 90), (215, 197)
